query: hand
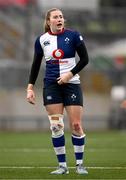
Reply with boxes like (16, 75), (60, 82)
(57, 71), (73, 85)
(27, 89), (35, 105)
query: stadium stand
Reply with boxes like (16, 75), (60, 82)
(0, 0), (126, 130)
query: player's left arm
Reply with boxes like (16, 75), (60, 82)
(57, 42), (89, 85)
(70, 42), (89, 76)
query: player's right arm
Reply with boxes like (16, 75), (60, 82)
(27, 37), (43, 105)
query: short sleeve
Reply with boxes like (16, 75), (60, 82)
(74, 31), (84, 48)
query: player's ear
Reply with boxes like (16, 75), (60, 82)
(47, 20), (50, 26)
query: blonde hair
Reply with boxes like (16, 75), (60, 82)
(43, 8), (62, 33)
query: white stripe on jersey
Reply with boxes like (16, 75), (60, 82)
(40, 32), (57, 61)
(59, 57), (80, 83)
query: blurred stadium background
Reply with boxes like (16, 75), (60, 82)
(0, 0), (126, 131)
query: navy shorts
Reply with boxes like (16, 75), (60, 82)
(43, 83), (83, 106)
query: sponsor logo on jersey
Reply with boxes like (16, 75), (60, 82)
(43, 41), (50, 46)
(52, 49), (64, 59)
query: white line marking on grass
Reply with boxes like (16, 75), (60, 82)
(0, 148), (53, 153)
(0, 179), (121, 180)
(87, 167), (126, 169)
(0, 148), (124, 153)
(0, 166), (126, 169)
(0, 179), (119, 180)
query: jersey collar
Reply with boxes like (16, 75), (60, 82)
(48, 28), (65, 35)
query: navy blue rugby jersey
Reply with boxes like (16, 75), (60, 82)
(34, 29), (85, 86)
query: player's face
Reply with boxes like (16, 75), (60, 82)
(48, 10), (64, 33)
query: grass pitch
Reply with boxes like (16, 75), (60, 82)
(0, 130), (126, 179)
